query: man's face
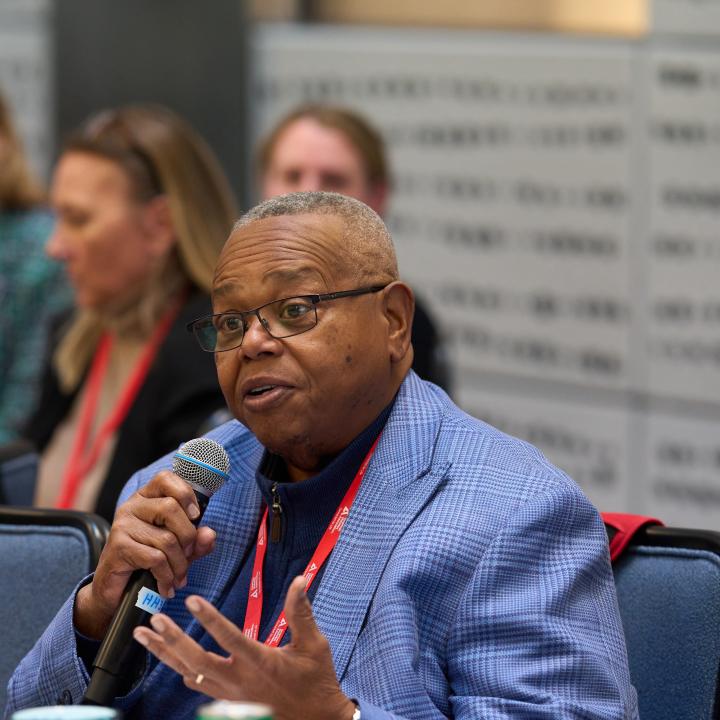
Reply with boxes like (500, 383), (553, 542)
(213, 213), (394, 476)
(261, 118), (385, 214)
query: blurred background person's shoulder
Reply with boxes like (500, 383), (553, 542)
(0, 91), (72, 447)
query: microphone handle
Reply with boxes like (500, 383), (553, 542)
(83, 488), (211, 706)
(82, 569), (156, 705)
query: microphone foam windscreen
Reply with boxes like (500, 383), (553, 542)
(173, 438), (230, 496)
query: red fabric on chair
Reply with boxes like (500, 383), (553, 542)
(602, 512), (664, 562)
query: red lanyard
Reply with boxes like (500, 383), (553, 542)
(54, 294), (185, 509)
(243, 433), (382, 646)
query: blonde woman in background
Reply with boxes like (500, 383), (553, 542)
(0, 92), (71, 445)
(22, 105), (237, 520)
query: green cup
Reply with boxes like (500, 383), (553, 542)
(11, 708), (119, 719)
(196, 702), (273, 719)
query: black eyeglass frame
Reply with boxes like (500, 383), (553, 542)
(187, 284), (388, 352)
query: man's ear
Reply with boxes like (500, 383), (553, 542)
(142, 195), (176, 259)
(382, 281), (414, 364)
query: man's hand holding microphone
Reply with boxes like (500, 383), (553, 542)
(79, 439), (228, 705)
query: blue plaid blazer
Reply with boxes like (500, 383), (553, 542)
(6, 372), (638, 719)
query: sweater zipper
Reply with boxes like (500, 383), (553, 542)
(270, 481), (283, 543)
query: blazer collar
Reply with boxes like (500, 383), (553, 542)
(310, 371), (452, 679)
(166, 424), (264, 633)
(198, 426), (265, 603)
(145, 423), (265, 689)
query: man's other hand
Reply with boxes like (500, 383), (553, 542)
(133, 576), (356, 720)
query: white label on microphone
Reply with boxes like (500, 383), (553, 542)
(136, 586), (166, 614)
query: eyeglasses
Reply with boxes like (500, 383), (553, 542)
(187, 284), (387, 352)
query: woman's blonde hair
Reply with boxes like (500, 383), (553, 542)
(64, 105), (237, 291)
(0, 92), (45, 210)
(56, 104), (238, 390)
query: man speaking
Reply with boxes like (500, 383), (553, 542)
(6, 193), (638, 719)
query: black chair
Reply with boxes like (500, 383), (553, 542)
(0, 506), (110, 710)
(611, 523), (720, 720)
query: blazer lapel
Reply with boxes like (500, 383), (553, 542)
(311, 373), (452, 680)
(145, 424), (265, 690)
(196, 431), (264, 605)
(172, 426), (264, 634)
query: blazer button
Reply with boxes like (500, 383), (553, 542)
(57, 689), (73, 705)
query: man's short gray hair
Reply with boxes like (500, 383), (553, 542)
(234, 191), (399, 283)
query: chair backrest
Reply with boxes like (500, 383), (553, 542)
(0, 506), (110, 711)
(0, 442), (38, 507)
(612, 524), (720, 720)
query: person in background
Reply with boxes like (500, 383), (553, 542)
(0, 92), (71, 445)
(21, 105), (237, 521)
(257, 104), (451, 392)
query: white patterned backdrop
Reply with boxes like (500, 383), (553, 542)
(252, 24), (720, 528)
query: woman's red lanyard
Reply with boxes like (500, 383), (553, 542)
(55, 294), (185, 509)
(243, 433), (382, 647)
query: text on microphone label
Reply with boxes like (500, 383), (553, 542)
(136, 586), (166, 614)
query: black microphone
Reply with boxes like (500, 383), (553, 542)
(83, 438), (230, 706)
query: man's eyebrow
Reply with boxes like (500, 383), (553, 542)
(212, 282), (241, 299)
(212, 267), (324, 299)
(263, 266), (323, 285)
